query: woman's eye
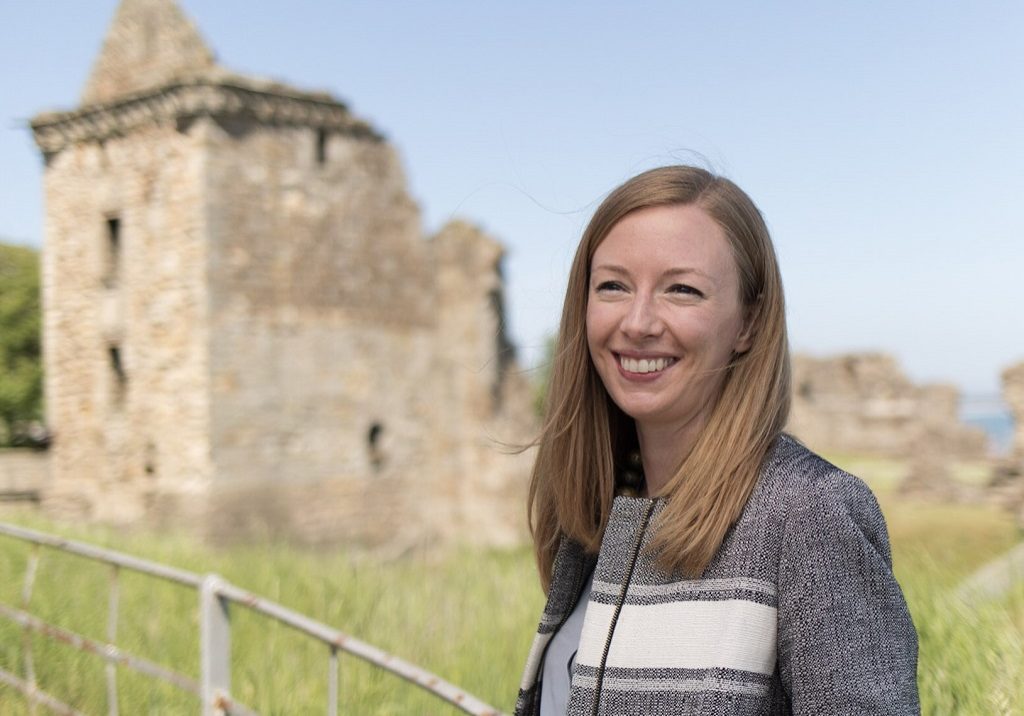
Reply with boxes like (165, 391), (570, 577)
(668, 284), (704, 298)
(595, 281), (625, 292)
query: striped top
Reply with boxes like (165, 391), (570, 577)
(515, 435), (920, 715)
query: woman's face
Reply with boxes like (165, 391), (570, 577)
(586, 203), (751, 437)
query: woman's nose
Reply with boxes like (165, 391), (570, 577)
(620, 295), (663, 339)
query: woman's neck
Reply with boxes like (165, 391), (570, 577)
(636, 420), (702, 496)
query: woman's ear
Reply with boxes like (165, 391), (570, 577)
(734, 326), (753, 354)
(734, 302), (757, 354)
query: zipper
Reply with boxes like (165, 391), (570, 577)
(591, 499), (656, 716)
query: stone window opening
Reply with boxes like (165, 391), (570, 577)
(104, 215), (121, 287)
(367, 422), (384, 470)
(108, 344), (127, 405)
(144, 440), (157, 478)
(315, 129), (328, 166)
(798, 380), (813, 400)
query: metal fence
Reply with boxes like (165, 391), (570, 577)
(0, 522), (505, 715)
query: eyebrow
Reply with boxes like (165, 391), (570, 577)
(591, 264), (714, 281)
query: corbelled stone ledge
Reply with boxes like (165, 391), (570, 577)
(32, 72), (382, 157)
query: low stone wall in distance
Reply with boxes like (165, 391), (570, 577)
(0, 449), (50, 502)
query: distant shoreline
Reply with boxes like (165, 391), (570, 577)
(960, 398), (1015, 456)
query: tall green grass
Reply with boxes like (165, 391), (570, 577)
(0, 514), (544, 714)
(0, 456), (1021, 714)
(835, 454), (1024, 716)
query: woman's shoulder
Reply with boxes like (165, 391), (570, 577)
(762, 433), (881, 509)
(756, 433), (891, 558)
(704, 433), (895, 585)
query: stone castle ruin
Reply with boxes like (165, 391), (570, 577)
(29, 0), (534, 547)
(789, 352), (1024, 517)
(788, 352), (987, 459)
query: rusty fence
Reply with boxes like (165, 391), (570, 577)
(0, 522), (505, 715)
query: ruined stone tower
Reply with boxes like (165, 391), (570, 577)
(31, 0), (534, 546)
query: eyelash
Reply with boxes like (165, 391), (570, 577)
(669, 284), (704, 298)
(594, 281), (704, 298)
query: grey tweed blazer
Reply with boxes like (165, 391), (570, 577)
(515, 435), (920, 715)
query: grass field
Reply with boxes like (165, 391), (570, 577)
(0, 455), (1021, 714)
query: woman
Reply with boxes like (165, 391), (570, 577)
(516, 166), (919, 715)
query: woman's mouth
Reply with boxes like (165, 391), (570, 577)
(617, 354), (677, 374)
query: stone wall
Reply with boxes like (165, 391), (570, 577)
(1003, 361), (1024, 462)
(0, 450), (50, 500)
(40, 122), (212, 524)
(431, 220), (535, 546)
(203, 115), (433, 495)
(788, 353), (986, 458)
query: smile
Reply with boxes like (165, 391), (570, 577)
(617, 354), (677, 374)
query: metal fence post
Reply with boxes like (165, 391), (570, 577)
(21, 544), (40, 716)
(106, 564), (121, 716)
(200, 574), (231, 715)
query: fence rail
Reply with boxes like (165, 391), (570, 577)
(0, 522), (505, 715)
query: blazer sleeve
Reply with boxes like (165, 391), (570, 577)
(776, 470), (920, 715)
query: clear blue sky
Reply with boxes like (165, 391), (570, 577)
(2, 1), (1022, 396)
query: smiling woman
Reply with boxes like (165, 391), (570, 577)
(517, 166), (920, 716)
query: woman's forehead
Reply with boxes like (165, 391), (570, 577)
(591, 205), (736, 277)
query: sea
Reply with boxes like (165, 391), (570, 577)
(960, 394), (1016, 457)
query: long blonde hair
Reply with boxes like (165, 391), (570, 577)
(528, 166), (790, 589)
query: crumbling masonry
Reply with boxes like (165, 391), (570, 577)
(31, 0), (534, 547)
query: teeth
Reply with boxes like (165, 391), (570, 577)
(620, 356), (673, 374)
